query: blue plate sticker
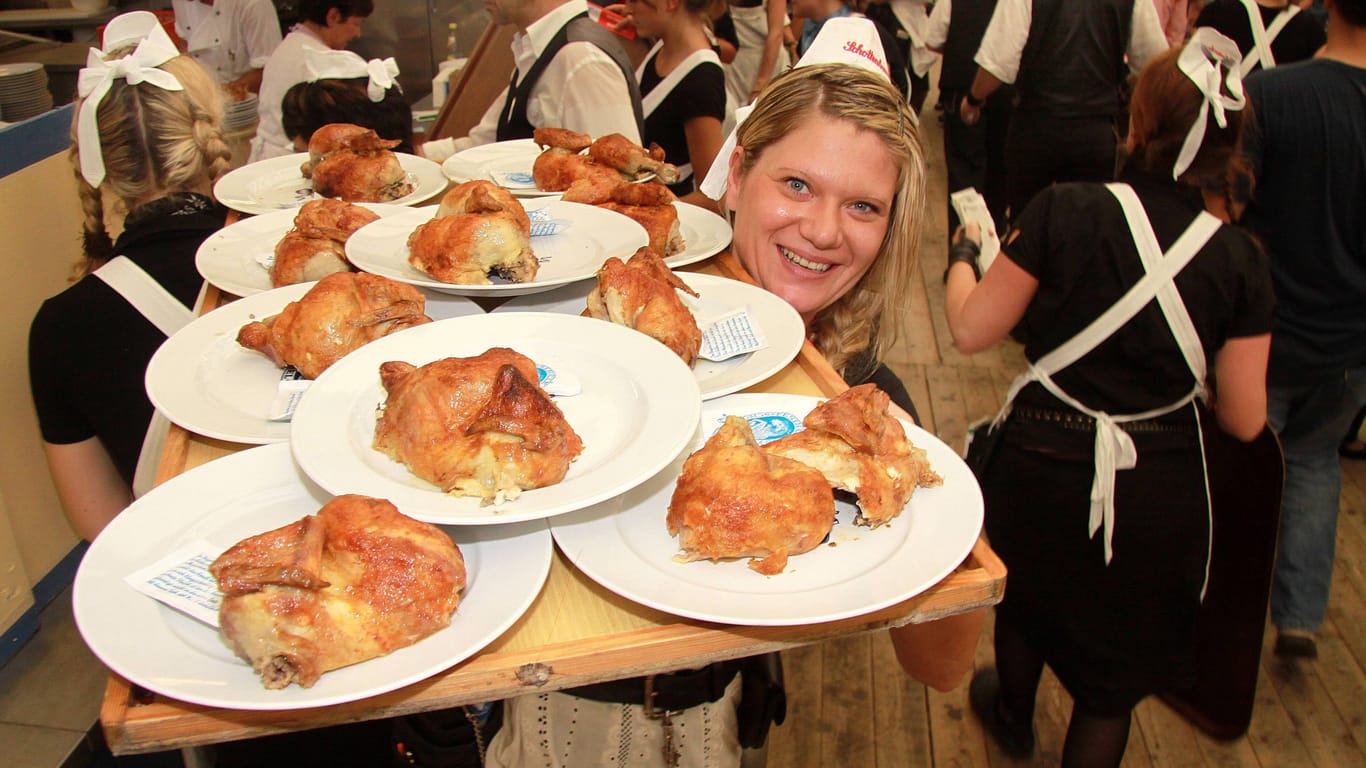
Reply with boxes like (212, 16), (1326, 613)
(705, 411), (804, 444)
(535, 362), (580, 397)
(536, 364), (555, 387)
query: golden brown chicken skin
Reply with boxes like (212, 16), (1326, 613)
(373, 348), (583, 503)
(210, 494), (465, 689)
(585, 247), (701, 365)
(269, 198), (380, 287)
(407, 180), (538, 284)
(302, 123), (413, 202)
(668, 415), (834, 575)
(764, 385), (943, 528)
(562, 179), (684, 257)
(237, 271), (431, 379)
(588, 133), (680, 184)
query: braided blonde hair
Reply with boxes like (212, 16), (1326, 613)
(733, 63), (926, 375)
(67, 50), (231, 278)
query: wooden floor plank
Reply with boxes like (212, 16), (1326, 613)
(925, 364), (969, 448)
(769, 644), (823, 768)
(870, 633), (933, 768)
(1262, 648), (1364, 767)
(818, 636), (877, 767)
(1133, 699), (1205, 768)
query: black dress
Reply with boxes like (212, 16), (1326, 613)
(981, 172), (1274, 712)
(639, 48), (726, 197)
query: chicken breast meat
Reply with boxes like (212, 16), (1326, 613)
(668, 415), (835, 575)
(210, 494), (465, 690)
(407, 180), (538, 284)
(562, 179), (684, 257)
(764, 384), (943, 528)
(237, 271), (431, 379)
(373, 348), (584, 503)
(585, 247), (701, 365)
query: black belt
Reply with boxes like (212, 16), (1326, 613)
(567, 661), (742, 712)
(1011, 405), (1198, 434)
(730, 0), (765, 8)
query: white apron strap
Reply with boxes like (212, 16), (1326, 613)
(1239, 0), (1300, 75)
(639, 46), (720, 119)
(93, 256), (194, 497)
(996, 184), (1223, 565)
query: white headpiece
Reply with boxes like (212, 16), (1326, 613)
(1173, 27), (1246, 180)
(698, 17), (891, 200)
(76, 12), (184, 188)
(304, 47), (401, 102)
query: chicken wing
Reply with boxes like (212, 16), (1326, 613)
(668, 415), (835, 575)
(407, 183), (537, 284)
(533, 127), (593, 153)
(373, 348), (584, 503)
(211, 494), (465, 690)
(237, 271), (431, 379)
(588, 133), (680, 184)
(585, 247), (701, 365)
(764, 385), (943, 528)
(532, 147), (622, 193)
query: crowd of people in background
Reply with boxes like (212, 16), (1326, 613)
(25, 0), (1366, 767)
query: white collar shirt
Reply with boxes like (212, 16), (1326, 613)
(171, 0), (281, 84)
(458, 0), (641, 151)
(249, 25), (329, 162)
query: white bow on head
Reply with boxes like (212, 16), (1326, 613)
(304, 47), (401, 102)
(698, 17), (892, 201)
(1173, 27), (1246, 180)
(77, 12), (184, 187)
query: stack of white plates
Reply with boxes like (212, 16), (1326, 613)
(0, 62), (53, 122)
(223, 92), (258, 133)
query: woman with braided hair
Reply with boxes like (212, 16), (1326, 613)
(28, 11), (232, 542)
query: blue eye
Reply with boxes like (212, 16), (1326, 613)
(784, 177), (808, 193)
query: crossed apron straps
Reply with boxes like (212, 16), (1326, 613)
(997, 184), (1223, 568)
(634, 42), (722, 184)
(1237, 0), (1302, 75)
(93, 256), (194, 498)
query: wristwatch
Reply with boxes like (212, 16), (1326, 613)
(964, 91), (984, 108)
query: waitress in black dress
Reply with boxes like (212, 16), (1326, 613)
(943, 29), (1274, 768)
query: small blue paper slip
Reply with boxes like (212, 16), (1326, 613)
(124, 541), (225, 627)
(488, 169), (537, 190)
(536, 359), (581, 397)
(268, 365), (311, 421)
(526, 207), (561, 238)
(698, 308), (766, 361)
(705, 411), (804, 444)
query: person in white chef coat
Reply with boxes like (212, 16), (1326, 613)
(170, 0), (282, 97)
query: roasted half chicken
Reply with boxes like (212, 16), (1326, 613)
(531, 129), (680, 191)
(764, 384), (943, 528)
(407, 180), (538, 284)
(237, 272), (431, 379)
(303, 123), (413, 203)
(667, 415), (834, 575)
(270, 198), (380, 287)
(373, 348), (584, 503)
(585, 247), (701, 365)
(562, 179), (684, 257)
(210, 494), (465, 689)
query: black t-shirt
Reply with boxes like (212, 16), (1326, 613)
(1003, 172), (1274, 413)
(28, 193), (225, 484)
(640, 51), (726, 196)
(1195, 1), (1325, 71)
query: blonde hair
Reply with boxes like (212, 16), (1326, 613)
(67, 50), (231, 278)
(734, 64), (925, 375)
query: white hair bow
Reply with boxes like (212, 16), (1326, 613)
(76, 13), (183, 188)
(699, 17), (891, 201)
(1173, 28), (1246, 180)
(304, 47), (401, 102)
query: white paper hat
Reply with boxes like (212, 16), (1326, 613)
(1173, 27), (1246, 180)
(304, 47), (400, 102)
(699, 17), (891, 200)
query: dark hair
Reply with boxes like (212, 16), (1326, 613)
(282, 78), (413, 153)
(1126, 46), (1251, 209)
(1338, 0), (1366, 26)
(296, 0), (374, 25)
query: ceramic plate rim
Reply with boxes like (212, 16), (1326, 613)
(549, 393), (984, 626)
(213, 153), (448, 215)
(289, 312), (702, 524)
(71, 442), (554, 710)
(663, 203), (732, 269)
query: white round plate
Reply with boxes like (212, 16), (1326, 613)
(213, 153), (448, 215)
(145, 281), (483, 444)
(195, 202), (411, 297)
(550, 393), (983, 626)
(495, 273), (802, 400)
(345, 200), (649, 297)
(441, 138), (560, 197)
(291, 312), (702, 525)
(72, 442), (553, 710)
(666, 203), (732, 269)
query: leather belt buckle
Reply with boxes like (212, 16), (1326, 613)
(643, 674), (674, 719)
